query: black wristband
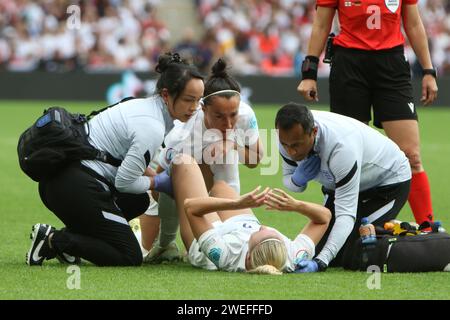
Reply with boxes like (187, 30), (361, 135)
(302, 56), (319, 81)
(422, 68), (437, 79)
(313, 258), (328, 272)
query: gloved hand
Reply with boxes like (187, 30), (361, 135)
(152, 170), (173, 197)
(294, 259), (319, 273)
(291, 154), (320, 187)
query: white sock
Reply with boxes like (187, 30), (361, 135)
(158, 193), (179, 248)
(141, 246), (149, 257)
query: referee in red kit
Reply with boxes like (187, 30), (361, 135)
(297, 0), (438, 226)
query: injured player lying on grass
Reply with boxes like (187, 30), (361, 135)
(171, 154), (331, 275)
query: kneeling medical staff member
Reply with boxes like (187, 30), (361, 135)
(276, 103), (411, 272)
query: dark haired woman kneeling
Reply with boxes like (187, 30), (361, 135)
(139, 58), (264, 260)
(26, 53), (204, 266)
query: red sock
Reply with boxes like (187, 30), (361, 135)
(408, 171), (434, 225)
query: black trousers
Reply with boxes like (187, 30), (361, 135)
(38, 164), (149, 266)
(315, 180), (411, 267)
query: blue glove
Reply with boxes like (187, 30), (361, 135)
(291, 154), (320, 187)
(294, 259), (319, 273)
(153, 171), (173, 197)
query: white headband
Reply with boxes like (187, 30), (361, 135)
(257, 238), (283, 247)
(203, 89), (241, 101)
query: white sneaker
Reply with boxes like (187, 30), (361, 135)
(144, 241), (180, 264)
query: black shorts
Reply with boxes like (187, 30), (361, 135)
(330, 45), (417, 128)
(315, 180), (411, 267)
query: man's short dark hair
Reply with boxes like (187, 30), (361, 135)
(275, 103), (315, 134)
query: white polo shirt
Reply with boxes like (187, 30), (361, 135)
(280, 110), (411, 264)
(82, 96), (174, 194)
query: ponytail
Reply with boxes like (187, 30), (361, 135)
(247, 265), (283, 275)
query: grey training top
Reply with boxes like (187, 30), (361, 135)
(82, 96), (174, 194)
(280, 110), (411, 265)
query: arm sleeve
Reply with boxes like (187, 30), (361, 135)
(315, 140), (362, 265)
(115, 120), (164, 194)
(316, 215), (355, 265)
(284, 233), (316, 273)
(198, 229), (242, 271)
(291, 234), (315, 262)
(330, 144), (362, 220)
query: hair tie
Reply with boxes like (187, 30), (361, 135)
(170, 53), (182, 64)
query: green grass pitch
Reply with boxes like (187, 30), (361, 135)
(0, 100), (449, 300)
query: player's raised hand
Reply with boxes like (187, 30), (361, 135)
(264, 188), (299, 212)
(235, 186), (270, 209)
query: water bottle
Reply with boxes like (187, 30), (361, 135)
(435, 221), (446, 233)
(359, 218), (377, 244)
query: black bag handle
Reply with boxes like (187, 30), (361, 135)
(87, 97), (136, 120)
(95, 150), (122, 167)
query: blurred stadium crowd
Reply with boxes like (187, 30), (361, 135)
(0, 0), (449, 76)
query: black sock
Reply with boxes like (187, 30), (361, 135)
(41, 232), (57, 259)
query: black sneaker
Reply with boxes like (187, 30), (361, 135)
(55, 252), (81, 265)
(26, 224), (81, 266)
(26, 223), (55, 266)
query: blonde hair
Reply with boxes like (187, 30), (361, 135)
(247, 239), (287, 275)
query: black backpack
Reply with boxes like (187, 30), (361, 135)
(17, 98), (133, 182)
(343, 231), (450, 273)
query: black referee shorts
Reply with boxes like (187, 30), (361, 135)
(330, 45), (417, 129)
(38, 164), (149, 266)
(315, 180), (411, 267)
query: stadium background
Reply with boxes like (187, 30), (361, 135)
(1, 0), (450, 104)
(0, 0), (449, 300)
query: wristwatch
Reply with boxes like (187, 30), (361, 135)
(313, 258), (328, 272)
(422, 68), (437, 79)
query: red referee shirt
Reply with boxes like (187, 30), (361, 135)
(317, 0), (418, 51)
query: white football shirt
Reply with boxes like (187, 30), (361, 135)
(191, 214), (315, 273)
(159, 101), (259, 193)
